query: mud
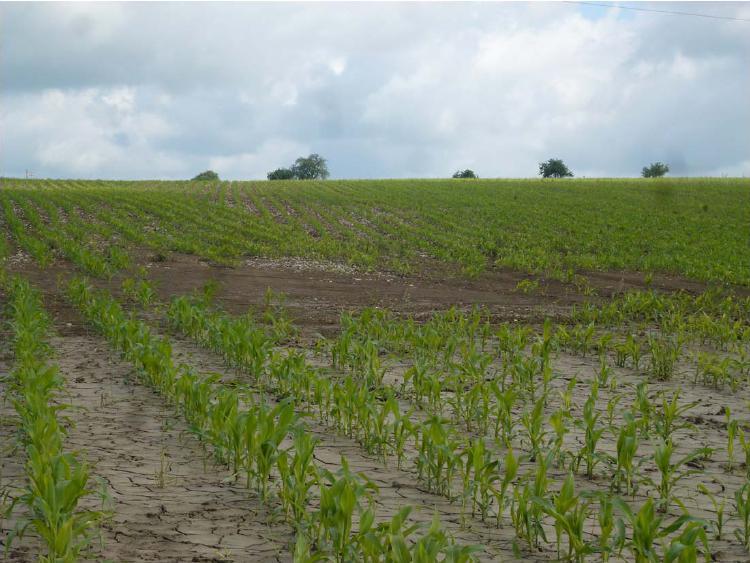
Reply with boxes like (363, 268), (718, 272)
(52, 333), (294, 562)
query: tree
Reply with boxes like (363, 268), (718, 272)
(642, 162), (669, 178)
(538, 159), (573, 178)
(291, 153), (329, 180)
(267, 168), (295, 180)
(452, 169), (477, 179)
(192, 170), (219, 181)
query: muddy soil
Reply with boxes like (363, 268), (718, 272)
(51, 332), (294, 562)
(155, 318), (525, 562)
(0, 355), (39, 561)
(5, 250), (750, 561)
(9, 251), (735, 341)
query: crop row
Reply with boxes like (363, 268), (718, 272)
(66, 277), (479, 562)
(159, 288), (749, 561)
(2, 177), (749, 283)
(1, 274), (103, 561)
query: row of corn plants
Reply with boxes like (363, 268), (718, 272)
(1, 274), (105, 561)
(163, 292), (732, 560)
(4, 177), (750, 284)
(3, 192), (128, 278)
(321, 305), (750, 559)
(67, 277), (478, 561)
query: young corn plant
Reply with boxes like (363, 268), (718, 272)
(533, 472), (593, 562)
(697, 484), (726, 541)
(612, 411), (640, 496)
(277, 429), (318, 532)
(558, 377), (577, 419)
(648, 334), (681, 381)
(613, 497), (708, 563)
(416, 415), (463, 499)
(647, 440), (711, 512)
(521, 396), (548, 462)
(241, 400), (298, 501)
(510, 452), (552, 550)
(572, 381), (605, 479)
(595, 492), (616, 561)
(626, 334), (642, 371)
(491, 447), (518, 528)
(662, 521), (711, 563)
(549, 408), (569, 468)
(653, 391), (696, 444)
(314, 457), (378, 562)
(735, 482), (750, 550)
(726, 408), (739, 472)
(392, 408), (416, 470)
(491, 382), (517, 447)
(461, 438), (498, 523)
(408, 513), (482, 562)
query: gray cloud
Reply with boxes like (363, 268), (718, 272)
(1, 2), (748, 179)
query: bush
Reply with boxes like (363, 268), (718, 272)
(268, 154), (330, 181)
(268, 168), (295, 180)
(192, 170), (220, 181)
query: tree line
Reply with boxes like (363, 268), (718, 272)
(192, 156), (670, 181)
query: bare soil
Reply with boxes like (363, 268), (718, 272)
(3, 251), (749, 561)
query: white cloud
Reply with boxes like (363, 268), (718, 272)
(1, 2), (748, 179)
(2, 87), (182, 177)
(102, 87), (136, 113)
(329, 58), (347, 76)
(208, 139), (310, 180)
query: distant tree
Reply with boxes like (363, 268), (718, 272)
(291, 154), (329, 180)
(642, 162), (669, 178)
(452, 169), (478, 179)
(538, 159), (573, 178)
(267, 167), (295, 180)
(192, 170), (220, 181)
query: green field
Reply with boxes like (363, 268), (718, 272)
(2, 177), (750, 562)
(1, 177), (748, 284)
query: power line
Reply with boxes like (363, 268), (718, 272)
(563, 1), (750, 22)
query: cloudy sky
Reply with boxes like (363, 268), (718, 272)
(1, 1), (748, 179)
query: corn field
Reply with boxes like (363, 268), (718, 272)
(1, 178), (749, 561)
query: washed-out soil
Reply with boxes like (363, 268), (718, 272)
(7, 251), (737, 339)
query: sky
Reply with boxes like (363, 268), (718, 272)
(1, 1), (748, 180)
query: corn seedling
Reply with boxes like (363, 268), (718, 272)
(697, 483), (726, 541)
(462, 438), (498, 522)
(653, 391), (696, 444)
(735, 482), (750, 550)
(648, 335), (681, 381)
(612, 412), (639, 496)
(726, 408), (738, 472)
(314, 457), (378, 561)
(491, 447), (518, 528)
(572, 381), (605, 479)
(521, 396), (547, 462)
(613, 497), (707, 563)
(277, 429), (318, 531)
(648, 440), (711, 512)
(533, 472), (593, 562)
(491, 382), (517, 447)
(416, 415), (463, 498)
